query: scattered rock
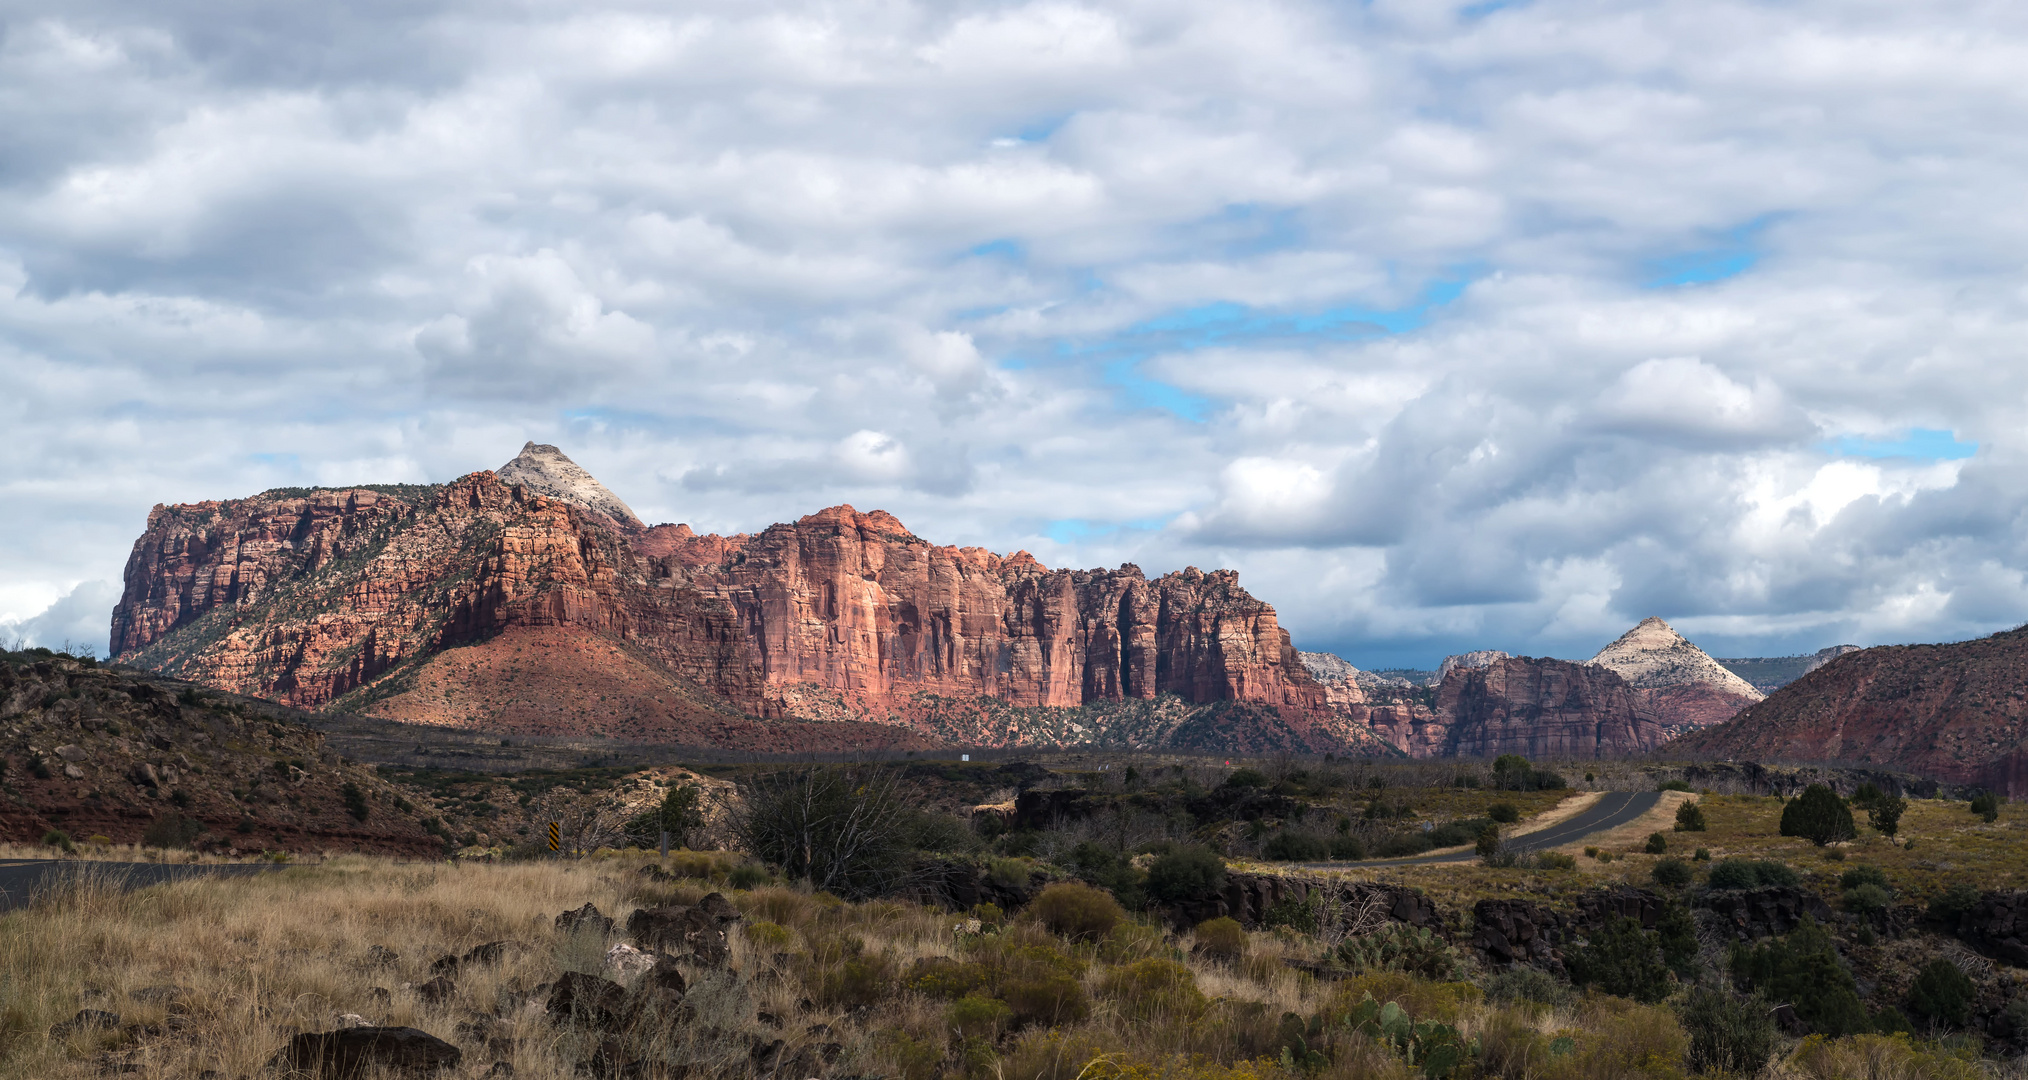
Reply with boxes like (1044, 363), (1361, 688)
(626, 892), (741, 965)
(1697, 886), (1834, 941)
(603, 943), (658, 981)
(55, 744), (89, 762)
(272, 1026), (463, 1078)
(460, 941), (513, 967)
(335, 1013), (370, 1029)
(415, 976), (457, 1005)
(1471, 899), (1570, 968)
(50, 1009), (120, 1037)
(556, 903), (614, 936)
(545, 971), (627, 1030)
(1957, 891), (2028, 965)
(367, 946), (401, 968)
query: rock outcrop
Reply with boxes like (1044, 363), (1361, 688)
(1362, 656), (1663, 758)
(1672, 627), (2028, 796)
(1433, 650), (1510, 685)
(111, 449), (1347, 752)
(1589, 617), (1763, 733)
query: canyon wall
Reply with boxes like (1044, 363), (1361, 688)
(112, 469), (1339, 750)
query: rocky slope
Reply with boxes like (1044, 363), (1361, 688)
(1588, 617), (1764, 733)
(1674, 628), (2028, 795)
(112, 449), (1344, 752)
(1716, 645), (1864, 692)
(0, 649), (443, 854)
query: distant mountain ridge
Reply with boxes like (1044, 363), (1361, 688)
(1716, 645), (1864, 692)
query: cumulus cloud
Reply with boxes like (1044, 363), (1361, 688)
(3, 0), (2028, 668)
(1, 580), (120, 657)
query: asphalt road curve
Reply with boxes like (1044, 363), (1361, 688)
(0, 859), (278, 912)
(1300, 790), (1666, 870)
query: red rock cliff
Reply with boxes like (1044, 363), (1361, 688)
(1359, 656), (1663, 758)
(112, 474), (1337, 749)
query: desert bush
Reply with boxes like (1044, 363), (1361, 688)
(1844, 883), (1892, 915)
(1674, 802), (1706, 832)
(1786, 1033), (1984, 1080)
(1536, 851), (1577, 871)
(1001, 972), (1090, 1025)
(1656, 902), (1699, 978)
(39, 829), (73, 852)
(1547, 1000), (1689, 1080)
(340, 781), (370, 822)
(1781, 784), (1857, 846)
(1195, 917), (1248, 962)
(1027, 881), (1125, 942)
(1099, 958), (1206, 1020)
(1225, 767), (1269, 789)
(1644, 832), (1669, 855)
(1970, 791), (2003, 822)
(141, 813), (203, 850)
(1491, 754), (1565, 791)
(1567, 917), (1669, 1003)
(726, 863), (769, 890)
(1484, 965), (1573, 1008)
(1928, 883), (1981, 926)
(1906, 959), (1976, 1029)
(744, 920), (793, 949)
(1652, 858), (1693, 888)
(1334, 923), (1468, 982)
(1707, 858), (1799, 890)
(1262, 831), (1329, 862)
(1729, 918), (1870, 1036)
(1868, 795), (1907, 837)
(1062, 841), (1146, 907)
(1488, 802), (1520, 824)
(1147, 845), (1226, 903)
(1328, 835), (1367, 860)
(1658, 779), (1692, 792)
(731, 763), (912, 897)
(1427, 817), (1495, 848)
(1840, 864), (1889, 892)
(909, 957), (995, 999)
(805, 935), (896, 1008)
(1679, 987), (1777, 1076)
(948, 993), (1012, 1039)
(1692, 847), (1710, 861)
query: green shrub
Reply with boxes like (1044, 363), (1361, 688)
(1224, 767), (1268, 789)
(1475, 825), (1503, 861)
(1487, 802), (1520, 824)
(727, 863), (770, 890)
(1536, 851), (1577, 871)
(1843, 884), (1892, 915)
(1194, 916), (1247, 962)
(1657, 901), (1700, 978)
(745, 921), (793, 949)
(340, 781), (370, 822)
(1928, 883), (1981, 925)
(1693, 847), (1710, 861)
(1644, 832), (1668, 855)
(1146, 845), (1226, 903)
(1674, 802), (1707, 832)
(1097, 958), (1205, 1020)
(1658, 779), (1692, 792)
(1707, 858), (1800, 890)
(947, 994), (1012, 1039)
(1971, 791), (2004, 822)
(1427, 816), (1494, 848)
(1867, 796), (1907, 837)
(1334, 923), (1468, 982)
(1906, 959), (1976, 1028)
(1062, 841), (1146, 907)
(907, 958), (994, 999)
(40, 829), (74, 852)
(1262, 831), (1329, 862)
(1680, 987), (1777, 1076)
(1484, 965), (1572, 1008)
(1001, 973), (1089, 1025)
(1328, 835), (1367, 860)
(1567, 917), (1670, 1003)
(1729, 918), (1870, 1036)
(1781, 784), (1857, 846)
(1026, 881), (1124, 942)
(1851, 783), (1885, 808)
(1652, 858), (1693, 888)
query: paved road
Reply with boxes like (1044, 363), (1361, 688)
(1299, 790), (1665, 869)
(0, 860), (278, 911)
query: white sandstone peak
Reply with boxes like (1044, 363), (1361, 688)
(1297, 651), (1360, 685)
(1589, 616), (1764, 700)
(496, 442), (644, 529)
(1434, 650), (1510, 685)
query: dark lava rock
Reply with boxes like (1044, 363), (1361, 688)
(367, 945), (401, 968)
(546, 971), (628, 1030)
(627, 892), (741, 966)
(1573, 885), (1665, 930)
(415, 976), (457, 1004)
(556, 903), (614, 936)
(1957, 891), (2028, 965)
(273, 1026), (462, 1077)
(1697, 886), (1834, 941)
(1471, 899), (1570, 967)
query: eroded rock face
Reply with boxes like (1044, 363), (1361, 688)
(1589, 617), (1763, 734)
(1673, 628), (2028, 796)
(111, 458), (1350, 751)
(1362, 657), (1664, 758)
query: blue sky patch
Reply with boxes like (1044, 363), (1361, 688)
(1042, 516), (1170, 544)
(1828, 428), (1977, 461)
(1644, 218), (1774, 287)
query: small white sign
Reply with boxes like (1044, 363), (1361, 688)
(961, 753), (970, 761)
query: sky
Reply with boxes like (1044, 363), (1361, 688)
(3, 0), (2027, 670)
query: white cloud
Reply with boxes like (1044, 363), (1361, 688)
(3, 0), (2028, 669)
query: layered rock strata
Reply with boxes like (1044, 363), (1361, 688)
(1361, 656), (1664, 758)
(1674, 627), (2028, 795)
(111, 453), (1342, 750)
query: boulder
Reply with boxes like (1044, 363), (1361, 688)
(546, 971), (628, 1030)
(627, 892), (741, 966)
(414, 976), (457, 1005)
(1957, 891), (2028, 966)
(1471, 899), (1570, 967)
(273, 1026), (462, 1077)
(1573, 886), (1665, 930)
(1696, 886), (1834, 941)
(556, 903), (614, 936)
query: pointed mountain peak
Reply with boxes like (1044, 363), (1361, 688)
(496, 442), (644, 529)
(1590, 616), (1763, 699)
